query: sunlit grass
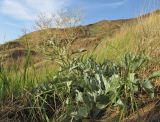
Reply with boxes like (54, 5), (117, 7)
(0, 6), (160, 122)
(94, 12), (160, 63)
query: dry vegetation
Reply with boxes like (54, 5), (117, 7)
(94, 10), (160, 85)
(0, 9), (160, 122)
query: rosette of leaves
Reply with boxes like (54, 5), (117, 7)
(63, 54), (159, 121)
(30, 53), (160, 121)
(62, 58), (123, 121)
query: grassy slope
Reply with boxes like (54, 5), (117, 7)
(0, 10), (159, 91)
(0, 10), (159, 89)
(0, 17), (135, 66)
(92, 11), (160, 121)
(94, 10), (160, 88)
(94, 11), (160, 62)
(0, 19), (135, 90)
(0, 10), (160, 121)
(1, 10), (159, 67)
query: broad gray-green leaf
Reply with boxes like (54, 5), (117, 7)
(110, 74), (120, 90)
(133, 85), (138, 92)
(150, 92), (154, 99)
(142, 80), (154, 92)
(95, 74), (103, 93)
(76, 90), (83, 103)
(96, 95), (110, 109)
(95, 74), (101, 87)
(88, 92), (97, 102)
(116, 99), (124, 107)
(71, 111), (77, 117)
(128, 73), (135, 83)
(149, 71), (160, 79)
(96, 103), (107, 110)
(77, 106), (89, 118)
(102, 75), (110, 93)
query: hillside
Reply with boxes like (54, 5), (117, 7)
(1, 10), (160, 68)
(0, 10), (160, 122)
(0, 16), (136, 67)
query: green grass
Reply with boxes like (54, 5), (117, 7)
(0, 54), (58, 104)
(0, 11), (160, 122)
(1, 53), (159, 121)
(93, 33), (132, 62)
(93, 13), (160, 64)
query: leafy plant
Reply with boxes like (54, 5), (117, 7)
(31, 53), (158, 121)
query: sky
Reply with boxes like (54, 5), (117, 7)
(0, 0), (160, 44)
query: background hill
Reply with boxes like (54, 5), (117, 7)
(0, 11), (145, 67)
(0, 10), (159, 80)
